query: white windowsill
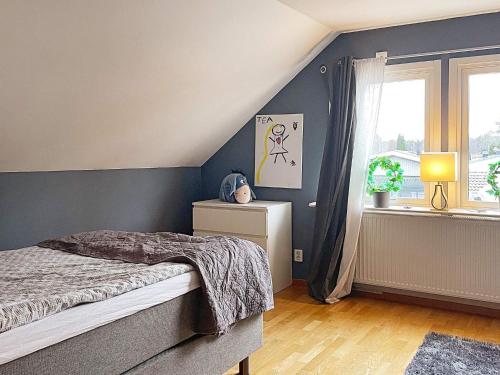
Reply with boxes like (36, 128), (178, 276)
(364, 205), (500, 220)
(308, 201), (500, 220)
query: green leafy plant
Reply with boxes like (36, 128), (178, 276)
(486, 161), (500, 200)
(367, 156), (404, 195)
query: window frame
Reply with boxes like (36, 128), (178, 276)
(373, 60), (441, 207)
(448, 53), (500, 209)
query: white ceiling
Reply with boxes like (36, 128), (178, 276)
(279, 0), (500, 31)
(0, 0), (330, 171)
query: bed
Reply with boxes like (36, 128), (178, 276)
(0, 231), (274, 375)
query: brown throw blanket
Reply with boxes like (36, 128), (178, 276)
(38, 230), (274, 335)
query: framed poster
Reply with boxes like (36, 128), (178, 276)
(255, 114), (303, 189)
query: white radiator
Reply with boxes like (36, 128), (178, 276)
(355, 212), (500, 304)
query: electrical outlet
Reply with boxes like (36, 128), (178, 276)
(293, 249), (303, 263)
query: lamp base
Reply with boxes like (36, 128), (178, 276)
(431, 182), (448, 211)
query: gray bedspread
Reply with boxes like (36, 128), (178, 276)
(37, 230), (274, 335)
(0, 246), (192, 334)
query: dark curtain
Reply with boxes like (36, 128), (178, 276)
(307, 56), (357, 302)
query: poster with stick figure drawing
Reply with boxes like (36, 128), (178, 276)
(255, 114), (303, 189)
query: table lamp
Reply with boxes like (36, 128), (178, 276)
(420, 152), (457, 210)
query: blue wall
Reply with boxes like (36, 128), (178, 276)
(201, 12), (500, 279)
(0, 167), (201, 250)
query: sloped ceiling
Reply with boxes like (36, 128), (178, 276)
(279, 0), (500, 31)
(0, 0), (331, 171)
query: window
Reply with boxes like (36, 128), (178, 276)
(369, 61), (441, 206)
(449, 54), (500, 209)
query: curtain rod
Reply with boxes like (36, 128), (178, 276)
(385, 43), (500, 61)
(319, 43), (500, 73)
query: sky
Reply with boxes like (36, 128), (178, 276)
(376, 79), (425, 142)
(375, 72), (500, 141)
(469, 72), (500, 138)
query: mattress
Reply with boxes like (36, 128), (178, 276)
(0, 269), (200, 365)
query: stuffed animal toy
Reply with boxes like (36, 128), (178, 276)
(219, 172), (256, 204)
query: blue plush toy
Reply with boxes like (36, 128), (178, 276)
(219, 172), (256, 204)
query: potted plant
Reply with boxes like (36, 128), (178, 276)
(486, 161), (500, 209)
(367, 156), (404, 208)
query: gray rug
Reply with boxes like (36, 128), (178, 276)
(405, 332), (500, 375)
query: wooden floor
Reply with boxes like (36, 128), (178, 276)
(227, 285), (500, 375)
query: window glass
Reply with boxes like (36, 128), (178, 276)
(468, 72), (500, 202)
(370, 79), (426, 200)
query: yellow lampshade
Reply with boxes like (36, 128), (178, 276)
(420, 152), (457, 182)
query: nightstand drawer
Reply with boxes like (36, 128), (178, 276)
(193, 207), (267, 237)
(193, 231), (267, 250)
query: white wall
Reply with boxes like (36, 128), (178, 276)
(0, 0), (330, 171)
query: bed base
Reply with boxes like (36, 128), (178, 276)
(0, 289), (262, 375)
(125, 315), (261, 375)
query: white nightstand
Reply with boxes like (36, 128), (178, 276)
(192, 199), (292, 293)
